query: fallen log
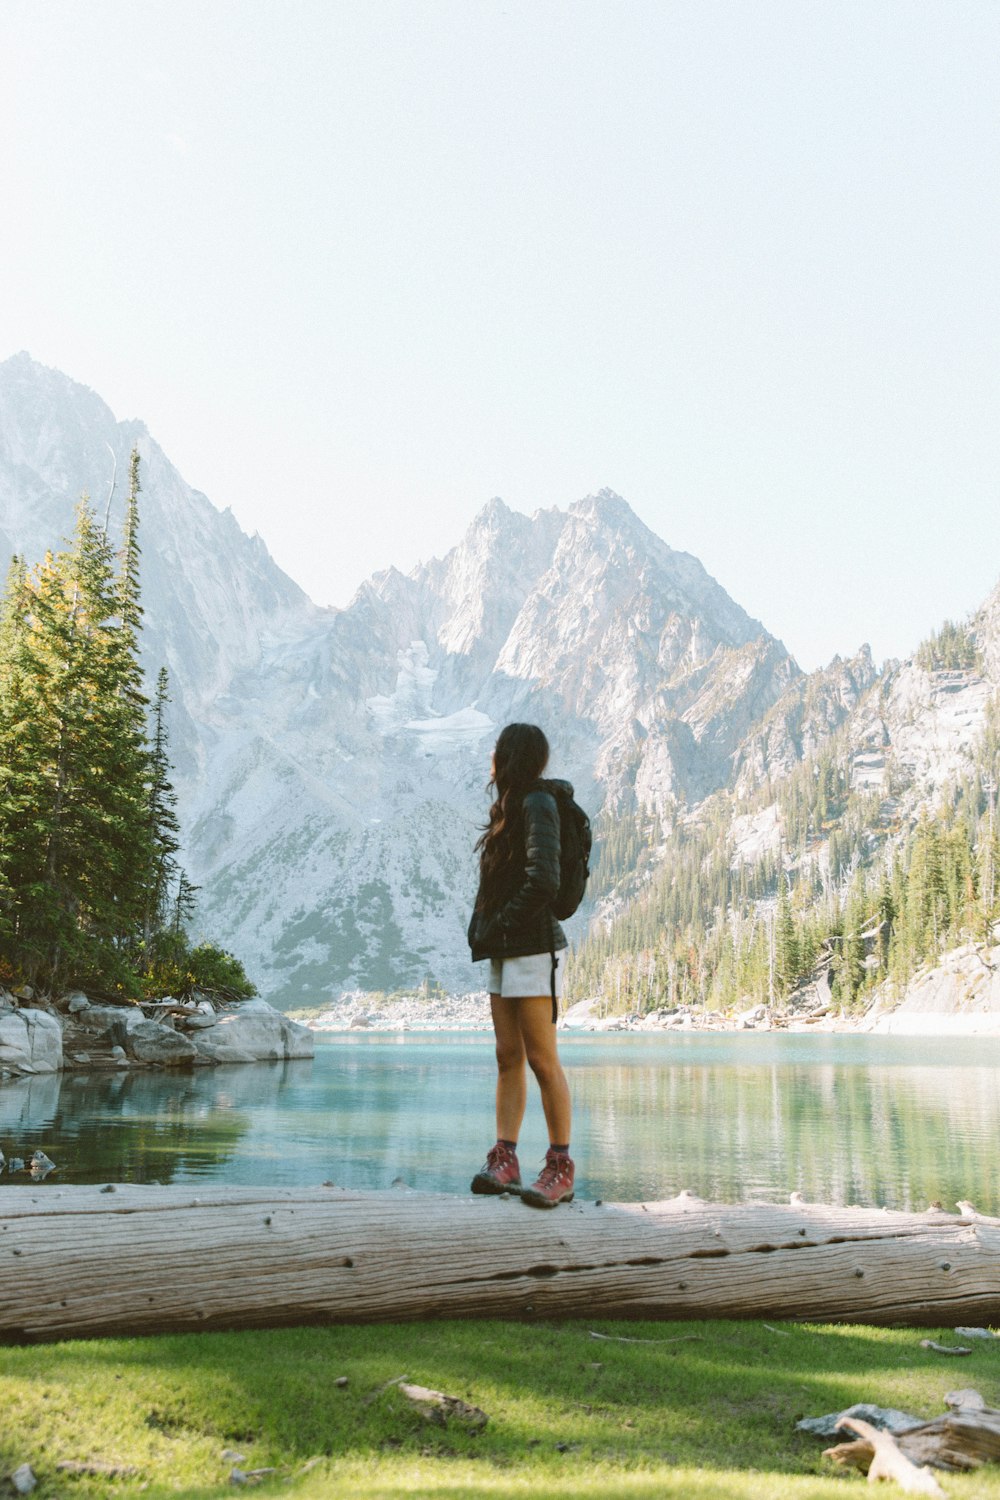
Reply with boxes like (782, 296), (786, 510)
(1, 1186), (998, 1342)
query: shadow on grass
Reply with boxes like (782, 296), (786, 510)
(4, 1314), (999, 1498)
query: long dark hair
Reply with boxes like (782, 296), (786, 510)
(475, 722), (550, 907)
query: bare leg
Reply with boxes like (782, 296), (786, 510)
(517, 997), (572, 1146)
(490, 994), (527, 1142)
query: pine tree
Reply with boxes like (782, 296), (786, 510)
(976, 778), (999, 936)
(774, 870), (798, 999)
(146, 667), (182, 938)
(0, 455), (198, 993)
(173, 872), (198, 933)
(0, 554), (44, 954)
(118, 447), (143, 636)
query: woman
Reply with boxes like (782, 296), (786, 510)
(467, 722), (575, 1208)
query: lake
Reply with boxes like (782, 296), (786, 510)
(2, 1031), (998, 1212)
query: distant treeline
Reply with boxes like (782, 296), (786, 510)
(571, 629), (1000, 1016)
(0, 450), (253, 1001)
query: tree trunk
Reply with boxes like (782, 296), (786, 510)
(2, 1186), (998, 1343)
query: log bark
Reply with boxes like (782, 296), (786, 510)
(1, 1185), (998, 1342)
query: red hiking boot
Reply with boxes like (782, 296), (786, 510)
(471, 1141), (522, 1195)
(521, 1148), (575, 1208)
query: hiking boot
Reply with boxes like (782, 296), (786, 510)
(471, 1142), (522, 1195)
(521, 1148), (575, 1208)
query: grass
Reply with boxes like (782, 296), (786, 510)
(1, 1318), (998, 1498)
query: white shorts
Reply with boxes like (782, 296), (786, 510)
(486, 952), (565, 999)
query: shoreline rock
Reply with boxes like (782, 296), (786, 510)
(0, 991), (313, 1077)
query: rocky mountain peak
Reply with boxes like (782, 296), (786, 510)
(9, 355), (985, 1005)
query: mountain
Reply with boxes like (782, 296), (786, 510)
(0, 352), (310, 784)
(578, 584), (1000, 1016)
(182, 485), (802, 1003)
(0, 355), (812, 1002)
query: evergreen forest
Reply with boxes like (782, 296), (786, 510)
(0, 451), (253, 1001)
(572, 627), (1000, 1018)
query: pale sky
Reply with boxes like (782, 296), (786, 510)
(2, 1), (998, 670)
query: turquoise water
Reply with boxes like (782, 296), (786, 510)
(2, 1031), (998, 1211)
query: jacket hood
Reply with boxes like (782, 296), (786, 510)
(531, 777), (574, 799)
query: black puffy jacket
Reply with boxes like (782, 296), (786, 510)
(467, 778), (571, 962)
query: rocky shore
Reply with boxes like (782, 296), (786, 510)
(299, 989), (492, 1033)
(298, 939), (1000, 1038)
(297, 987), (819, 1034)
(8, 932), (991, 1073)
(0, 990), (313, 1077)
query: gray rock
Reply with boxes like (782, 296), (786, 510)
(797, 1402), (924, 1439)
(13, 986), (33, 1001)
(189, 1040), (260, 1064)
(191, 999), (313, 1063)
(72, 1052), (91, 1064)
(11, 1464), (36, 1494)
(127, 1020), (198, 1066)
(82, 1006), (145, 1043)
(0, 1008), (63, 1074)
(66, 992), (91, 1014)
(182, 1013), (218, 1030)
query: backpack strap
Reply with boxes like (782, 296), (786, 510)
(549, 910), (558, 1025)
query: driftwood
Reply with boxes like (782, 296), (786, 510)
(1, 1185), (999, 1342)
(398, 1383), (488, 1430)
(826, 1418), (945, 1495)
(819, 1392), (1000, 1479)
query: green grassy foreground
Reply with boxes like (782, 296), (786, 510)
(2, 1319), (998, 1499)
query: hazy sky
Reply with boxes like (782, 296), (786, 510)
(2, 1), (998, 670)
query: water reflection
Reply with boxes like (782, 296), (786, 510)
(0, 1061), (312, 1185)
(1, 1035), (997, 1211)
(570, 1054), (1000, 1211)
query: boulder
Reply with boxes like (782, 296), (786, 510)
(0, 1009), (63, 1074)
(66, 993), (91, 1014)
(80, 1006), (145, 1049)
(190, 998), (313, 1063)
(126, 1020), (198, 1067)
(188, 1040), (261, 1065)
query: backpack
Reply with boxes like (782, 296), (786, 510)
(550, 786), (592, 920)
